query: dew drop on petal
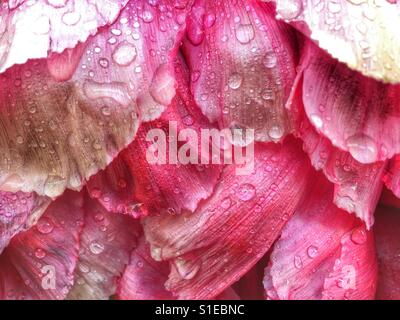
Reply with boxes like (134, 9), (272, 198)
(237, 183), (256, 201)
(89, 241), (105, 255)
(228, 72), (243, 89)
(235, 24), (255, 44)
(345, 134), (378, 163)
(36, 217), (54, 234)
(112, 42), (137, 66)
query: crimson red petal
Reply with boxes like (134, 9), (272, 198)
(375, 205), (400, 299)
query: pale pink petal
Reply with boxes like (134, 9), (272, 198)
(272, 0), (400, 83)
(299, 40), (400, 163)
(0, 0), (128, 73)
(375, 205), (400, 299)
(0, 191), (83, 299)
(143, 138), (316, 299)
(67, 195), (141, 300)
(0, 192), (50, 253)
(121, 62), (223, 216)
(182, 0), (298, 142)
(264, 174), (377, 300)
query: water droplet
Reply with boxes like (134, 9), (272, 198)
(36, 217), (54, 234)
(235, 24), (255, 44)
(112, 42), (137, 66)
(98, 58), (109, 68)
(294, 255), (303, 269)
(237, 183), (256, 201)
(351, 227), (367, 245)
(62, 11), (81, 26)
(83, 80), (132, 106)
(89, 241), (105, 255)
(276, 0), (302, 20)
(220, 197), (232, 209)
(307, 245), (318, 258)
(345, 134), (378, 163)
(44, 175), (66, 197)
(264, 52), (277, 69)
(34, 248), (46, 259)
(150, 64), (176, 106)
(310, 114), (323, 129)
(142, 10), (154, 22)
(228, 72), (243, 89)
(268, 126), (284, 140)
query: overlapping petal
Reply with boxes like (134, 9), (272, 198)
(67, 195), (141, 300)
(297, 108), (385, 228)
(264, 173), (377, 300)
(86, 156), (139, 217)
(182, 0), (298, 142)
(0, 191), (50, 253)
(273, 0), (400, 83)
(0, 0), (128, 73)
(0, 0), (190, 197)
(298, 41), (400, 164)
(121, 61), (223, 216)
(0, 191), (83, 299)
(144, 138), (316, 299)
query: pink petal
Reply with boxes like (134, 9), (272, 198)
(271, 0), (400, 83)
(0, 0), (128, 72)
(117, 236), (173, 300)
(118, 237), (240, 300)
(300, 40), (400, 164)
(297, 104), (385, 228)
(182, 0), (298, 142)
(0, 191), (83, 299)
(264, 173), (377, 300)
(143, 138), (316, 299)
(0, 0), (189, 197)
(121, 62), (223, 216)
(375, 205), (400, 299)
(86, 156), (140, 218)
(0, 192), (50, 253)
(67, 195), (141, 299)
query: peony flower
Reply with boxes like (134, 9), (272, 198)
(0, 0), (399, 300)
